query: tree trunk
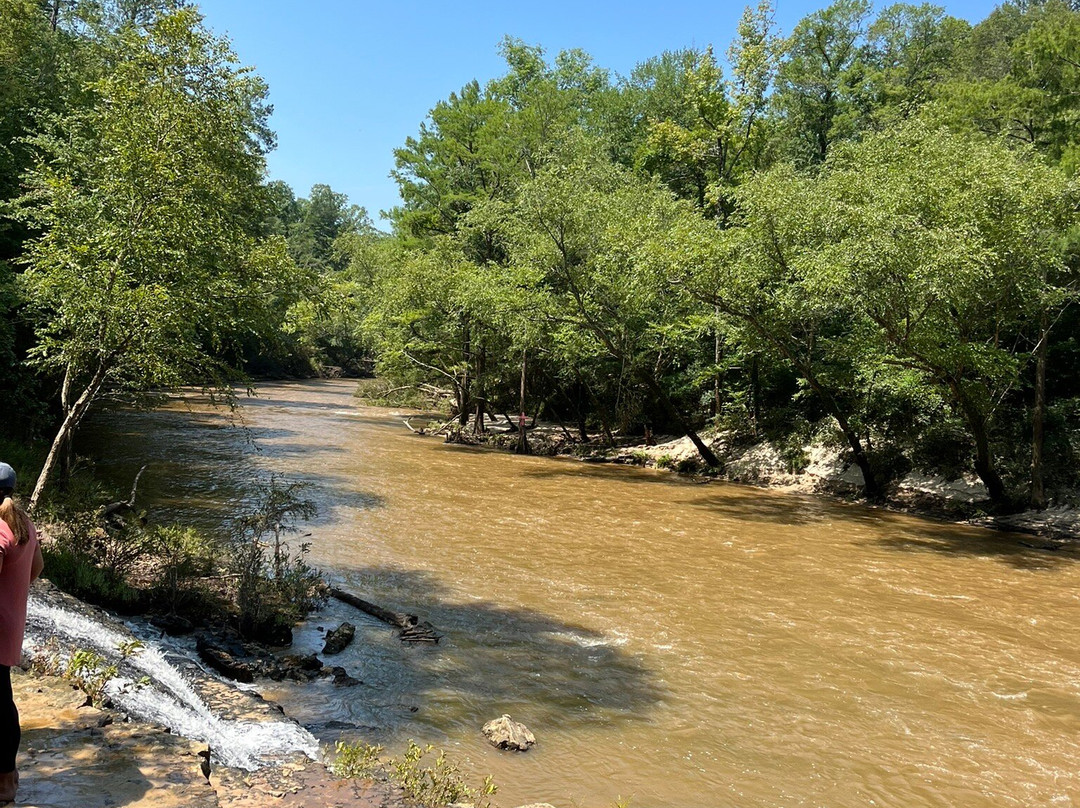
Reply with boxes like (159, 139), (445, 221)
(713, 310), (722, 418)
(516, 350), (530, 455)
(750, 354), (760, 437)
(30, 365), (108, 511)
(472, 344), (487, 434)
(458, 324), (471, 426)
(640, 372), (720, 468)
(796, 364), (879, 499)
(952, 383), (1007, 507)
(1030, 308), (1049, 509)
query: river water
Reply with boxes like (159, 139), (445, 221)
(80, 380), (1080, 808)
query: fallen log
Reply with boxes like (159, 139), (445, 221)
(329, 587), (441, 644)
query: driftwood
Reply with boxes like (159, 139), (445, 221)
(427, 416), (459, 436)
(102, 464), (148, 517)
(330, 587), (441, 644)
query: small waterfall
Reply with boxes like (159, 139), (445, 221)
(24, 599), (320, 771)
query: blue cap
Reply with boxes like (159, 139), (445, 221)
(0, 463), (16, 491)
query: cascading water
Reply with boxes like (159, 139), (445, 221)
(23, 598), (320, 771)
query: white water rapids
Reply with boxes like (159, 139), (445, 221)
(23, 599), (319, 770)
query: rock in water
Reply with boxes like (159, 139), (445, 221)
(322, 622), (356, 655)
(481, 714), (536, 751)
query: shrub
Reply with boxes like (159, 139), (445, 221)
(229, 475), (325, 641)
(675, 456), (701, 474)
(332, 741), (383, 779)
(333, 740), (497, 808)
(655, 454), (676, 470)
(148, 525), (216, 613)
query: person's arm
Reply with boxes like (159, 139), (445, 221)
(30, 543), (43, 583)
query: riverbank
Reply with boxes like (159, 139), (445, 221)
(402, 413), (1080, 543)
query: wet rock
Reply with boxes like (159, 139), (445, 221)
(328, 666), (361, 687)
(149, 614), (194, 636)
(240, 614), (294, 646)
(481, 714), (536, 751)
(284, 653), (323, 673)
(196, 636), (257, 684)
(322, 622), (356, 655)
(261, 653), (323, 683)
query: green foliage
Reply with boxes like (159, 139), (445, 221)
(773, 0), (871, 164)
(42, 543), (145, 611)
(147, 525), (215, 613)
(66, 649), (118, 706)
(11, 6), (299, 505)
(230, 475), (324, 640)
(333, 740), (497, 808)
(391, 742), (497, 808)
(331, 740), (384, 779)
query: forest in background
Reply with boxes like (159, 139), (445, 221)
(2, 0), (1080, 511)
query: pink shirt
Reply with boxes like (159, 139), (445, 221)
(0, 519), (38, 667)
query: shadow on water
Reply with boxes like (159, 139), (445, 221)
(872, 528), (1080, 571)
(323, 565), (666, 732)
(676, 489), (834, 526)
(517, 458), (708, 486)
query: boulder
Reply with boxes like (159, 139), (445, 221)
(322, 622), (356, 655)
(195, 637), (256, 684)
(481, 714), (535, 751)
(149, 614), (194, 636)
(328, 666), (361, 687)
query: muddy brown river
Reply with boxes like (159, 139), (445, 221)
(81, 380), (1080, 808)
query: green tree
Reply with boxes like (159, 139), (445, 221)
(669, 164), (880, 496)
(639, 1), (779, 218)
(288, 183), (369, 272)
(773, 0), (871, 164)
(14, 8), (290, 507)
(862, 3), (969, 122)
(787, 121), (1075, 505)
(390, 79), (518, 242)
(499, 144), (720, 466)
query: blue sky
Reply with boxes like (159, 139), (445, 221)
(198, 0), (1003, 229)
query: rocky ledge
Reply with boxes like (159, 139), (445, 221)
(11, 668), (410, 808)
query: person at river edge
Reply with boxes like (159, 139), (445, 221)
(0, 463), (42, 804)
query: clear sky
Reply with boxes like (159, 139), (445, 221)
(197, 0), (1004, 229)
